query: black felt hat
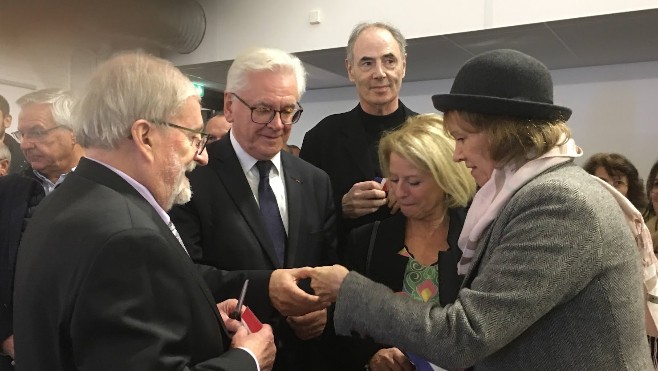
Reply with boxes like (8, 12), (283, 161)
(432, 49), (572, 120)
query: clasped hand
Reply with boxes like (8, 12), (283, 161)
(270, 265), (349, 310)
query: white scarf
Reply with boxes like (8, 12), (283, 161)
(457, 136), (582, 275)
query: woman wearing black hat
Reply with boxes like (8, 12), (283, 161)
(307, 49), (655, 370)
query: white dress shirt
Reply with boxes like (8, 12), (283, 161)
(230, 131), (289, 234)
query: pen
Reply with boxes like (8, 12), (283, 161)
(229, 279), (249, 321)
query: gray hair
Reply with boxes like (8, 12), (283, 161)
(0, 142), (10, 163)
(74, 51), (198, 149)
(346, 22), (407, 64)
(226, 47), (307, 98)
(17, 88), (74, 129)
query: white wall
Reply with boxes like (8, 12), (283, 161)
(292, 60), (658, 180)
(168, 0), (658, 65)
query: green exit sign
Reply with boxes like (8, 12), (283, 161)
(192, 83), (205, 97)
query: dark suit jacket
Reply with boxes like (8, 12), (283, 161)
(169, 136), (337, 371)
(0, 174), (44, 350)
(332, 209), (465, 370)
(300, 101), (417, 258)
(13, 158), (255, 371)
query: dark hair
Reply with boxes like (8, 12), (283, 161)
(444, 110), (570, 165)
(583, 152), (647, 210)
(0, 94), (9, 117)
(346, 22), (406, 64)
(644, 160), (658, 218)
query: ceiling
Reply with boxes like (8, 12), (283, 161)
(179, 8), (658, 92)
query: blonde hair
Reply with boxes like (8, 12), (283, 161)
(379, 113), (476, 208)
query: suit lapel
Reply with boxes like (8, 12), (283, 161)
(75, 159), (228, 332)
(209, 137), (282, 267)
(281, 152), (302, 267)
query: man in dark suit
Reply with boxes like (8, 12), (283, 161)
(300, 22), (416, 259)
(0, 88), (81, 370)
(0, 174), (43, 370)
(13, 51), (275, 371)
(170, 47), (337, 371)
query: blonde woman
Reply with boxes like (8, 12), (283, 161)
(336, 114), (475, 371)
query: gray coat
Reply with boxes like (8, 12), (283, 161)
(334, 162), (653, 370)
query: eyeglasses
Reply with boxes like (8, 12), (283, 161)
(231, 92), (303, 125)
(12, 125), (65, 142)
(151, 120), (209, 155)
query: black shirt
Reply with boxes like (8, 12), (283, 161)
(359, 105), (406, 177)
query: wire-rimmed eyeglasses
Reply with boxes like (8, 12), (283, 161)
(231, 92), (303, 125)
(150, 120), (209, 155)
(12, 125), (66, 142)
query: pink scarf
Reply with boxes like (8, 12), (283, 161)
(457, 136), (582, 275)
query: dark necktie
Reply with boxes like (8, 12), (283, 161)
(256, 160), (286, 265)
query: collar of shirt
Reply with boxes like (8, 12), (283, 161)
(230, 130), (282, 177)
(229, 131), (288, 233)
(33, 167), (75, 195)
(85, 157), (190, 256)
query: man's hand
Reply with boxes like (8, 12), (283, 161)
(369, 347), (414, 371)
(286, 308), (327, 340)
(216, 299), (243, 334)
(231, 324), (276, 371)
(341, 181), (387, 219)
(309, 265), (349, 303)
(269, 268), (329, 316)
(386, 184), (400, 214)
(1, 334), (14, 359)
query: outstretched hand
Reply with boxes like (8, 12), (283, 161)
(309, 265), (349, 303)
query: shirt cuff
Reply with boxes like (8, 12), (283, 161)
(236, 346), (260, 371)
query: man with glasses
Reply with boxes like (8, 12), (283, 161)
(0, 94), (28, 175)
(300, 22), (417, 260)
(13, 51), (275, 370)
(13, 89), (84, 193)
(170, 47), (337, 371)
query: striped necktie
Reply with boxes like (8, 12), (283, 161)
(167, 220), (189, 256)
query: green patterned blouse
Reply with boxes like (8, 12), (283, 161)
(398, 245), (441, 304)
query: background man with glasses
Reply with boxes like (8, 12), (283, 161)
(205, 111), (232, 143)
(13, 88), (84, 193)
(170, 47), (337, 371)
(13, 51), (275, 370)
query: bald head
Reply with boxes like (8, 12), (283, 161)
(206, 114), (231, 142)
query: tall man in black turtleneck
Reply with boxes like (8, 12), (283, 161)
(300, 22), (416, 260)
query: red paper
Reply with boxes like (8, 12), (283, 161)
(242, 306), (263, 333)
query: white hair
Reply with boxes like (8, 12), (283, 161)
(17, 88), (74, 129)
(73, 51), (198, 149)
(226, 47), (307, 98)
